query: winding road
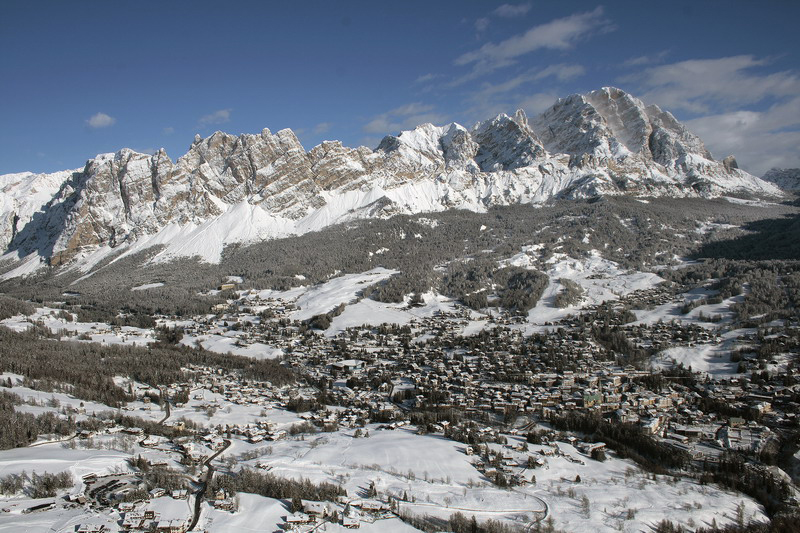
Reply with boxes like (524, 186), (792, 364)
(188, 439), (231, 531)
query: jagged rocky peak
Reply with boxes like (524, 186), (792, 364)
(307, 140), (376, 191)
(440, 123), (479, 171)
(533, 87), (713, 169)
(376, 123), (450, 169)
(472, 110), (545, 172)
(761, 168), (800, 191)
(375, 110), (545, 173)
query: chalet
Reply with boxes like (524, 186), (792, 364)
(122, 511), (159, 530)
(359, 500), (389, 513)
(303, 500), (332, 518)
(343, 516), (361, 528)
(576, 442), (606, 455)
(67, 493), (88, 504)
(213, 498), (237, 511)
(156, 519), (188, 533)
(286, 512), (313, 525)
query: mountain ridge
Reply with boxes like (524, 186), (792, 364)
(761, 168), (800, 191)
(0, 87), (783, 277)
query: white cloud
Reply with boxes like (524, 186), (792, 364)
(363, 103), (448, 134)
(312, 122), (332, 135)
(198, 109), (232, 126)
(685, 96), (800, 176)
(475, 17), (490, 33)
(493, 3), (531, 17)
(454, 7), (611, 81)
(625, 55), (800, 113)
(86, 112), (115, 129)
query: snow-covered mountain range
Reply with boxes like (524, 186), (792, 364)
(0, 87), (783, 277)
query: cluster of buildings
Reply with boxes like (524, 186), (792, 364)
(60, 277), (797, 529)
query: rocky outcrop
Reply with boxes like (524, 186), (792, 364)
(723, 156), (739, 173)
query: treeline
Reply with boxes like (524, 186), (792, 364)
(449, 512), (525, 533)
(399, 511), (526, 533)
(0, 326), (294, 408)
(699, 452), (793, 517)
(210, 468), (345, 502)
(662, 259), (800, 324)
(0, 294), (35, 320)
(686, 514), (800, 533)
(591, 324), (652, 368)
(0, 470), (72, 498)
(0, 390), (76, 449)
(440, 259), (548, 312)
(693, 209), (800, 261)
(554, 278), (583, 308)
(547, 411), (690, 473)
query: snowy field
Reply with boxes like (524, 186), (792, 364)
(202, 426), (766, 533)
(1, 307), (156, 347)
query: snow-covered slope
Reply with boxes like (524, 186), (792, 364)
(0, 87), (784, 277)
(0, 168), (78, 252)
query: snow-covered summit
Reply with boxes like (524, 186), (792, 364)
(0, 87), (784, 275)
(533, 86), (712, 166)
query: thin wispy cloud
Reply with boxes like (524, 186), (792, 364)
(621, 50), (670, 68)
(474, 64), (584, 99)
(475, 17), (490, 33)
(518, 92), (559, 115)
(625, 55), (800, 113)
(198, 109), (232, 127)
(312, 122), (332, 135)
(462, 64), (584, 122)
(454, 7), (612, 83)
(493, 3), (531, 17)
(363, 103), (448, 134)
(414, 73), (439, 84)
(163, 126), (175, 135)
(86, 112), (115, 129)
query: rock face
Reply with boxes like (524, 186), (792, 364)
(0, 87), (784, 273)
(761, 168), (800, 191)
(723, 156), (739, 172)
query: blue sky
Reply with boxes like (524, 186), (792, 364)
(2, 0), (798, 176)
